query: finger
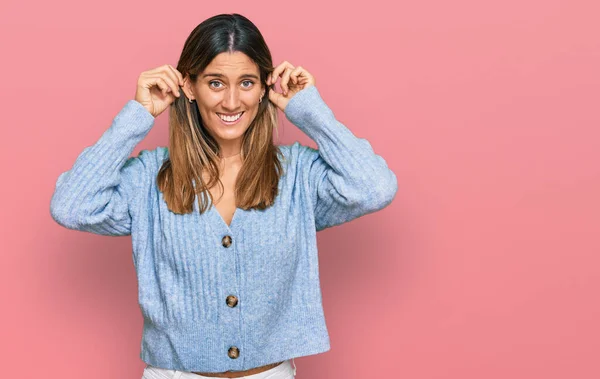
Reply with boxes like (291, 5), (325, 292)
(149, 76), (177, 98)
(146, 76), (171, 96)
(159, 68), (181, 97)
(147, 65), (181, 96)
(289, 66), (304, 85)
(144, 66), (164, 74)
(159, 74), (180, 97)
(269, 63), (284, 85)
(270, 61), (293, 86)
(268, 88), (284, 109)
(145, 64), (175, 78)
(167, 64), (184, 86)
(281, 67), (295, 95)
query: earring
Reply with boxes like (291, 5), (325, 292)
(189, 98), (194, 103)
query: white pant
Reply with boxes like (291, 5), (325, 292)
(142, 359), (297, 379)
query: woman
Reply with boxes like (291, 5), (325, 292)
(50, 13), (397, 379)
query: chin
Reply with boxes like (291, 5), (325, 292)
(208, 124), (247, 141)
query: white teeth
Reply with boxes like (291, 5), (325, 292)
(218, 112), (243, 122)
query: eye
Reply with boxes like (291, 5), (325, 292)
(209, 80), (222, 89)
(241, 80), (254, 88)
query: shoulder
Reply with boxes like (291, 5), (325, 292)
(140, 146), (169, 163)
(277, 142), (323, 188)
(278, 142), (320, 169)
(124, 146), (169, 174)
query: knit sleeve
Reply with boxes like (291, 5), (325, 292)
(49, 100), (156, 236)
(283, 85), (398, 232)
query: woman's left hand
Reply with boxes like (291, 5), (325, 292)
(267, 61), (316, 112)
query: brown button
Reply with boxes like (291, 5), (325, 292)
(228, 346), (239, 359)
(226, 295), (238, 307)
(222, 235), (232, 248)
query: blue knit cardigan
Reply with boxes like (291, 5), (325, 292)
(50, 85), (398, 372)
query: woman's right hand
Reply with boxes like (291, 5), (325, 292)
(135, 64), (185, 118)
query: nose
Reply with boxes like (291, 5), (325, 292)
(222, 86), (241, 111)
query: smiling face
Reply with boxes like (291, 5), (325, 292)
(183, 51), (265, 156)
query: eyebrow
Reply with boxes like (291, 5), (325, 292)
(201, 73), (260, 80)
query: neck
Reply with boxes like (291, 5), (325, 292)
(221, 151), (241, 159)
(216, 139), (242, 160)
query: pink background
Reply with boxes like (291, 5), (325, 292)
(2, 0), (599, 378)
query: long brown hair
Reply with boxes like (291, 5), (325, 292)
(157, 14), (283, 215)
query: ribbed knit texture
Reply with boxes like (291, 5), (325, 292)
(50, 85), (398, 372)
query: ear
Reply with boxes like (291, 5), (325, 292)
(182, 76), (195, 100)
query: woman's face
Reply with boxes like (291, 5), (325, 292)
(184, 51), (265, 153)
